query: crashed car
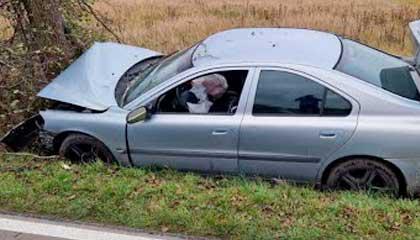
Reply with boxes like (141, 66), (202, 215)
(2, 20), (420, 196)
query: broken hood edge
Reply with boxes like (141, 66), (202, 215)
(37, 42), (162, 111)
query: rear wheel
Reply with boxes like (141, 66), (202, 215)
(325, 159), (401, 196)
(59, 134), (115, 164)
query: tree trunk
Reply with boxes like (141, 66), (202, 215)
(21, 0), (70, 52)
(18, 0), (77, 83)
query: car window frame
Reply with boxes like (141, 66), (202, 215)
(135, 66), (257, 117)
(334, 38), (420, 102)
(246, 67), (356, 118)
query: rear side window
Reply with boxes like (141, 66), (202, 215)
(253, 70), (351, 116)
(336, 39), (420, 101)
(323, 90), (352, 116)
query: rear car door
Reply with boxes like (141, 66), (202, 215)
(238, 68), (359, 182)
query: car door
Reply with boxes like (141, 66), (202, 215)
(239, 68), (359, 181)
(127, 67), (255, 173)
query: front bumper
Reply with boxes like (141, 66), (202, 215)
(0, 114), (44, 151)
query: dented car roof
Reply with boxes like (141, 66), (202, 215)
(192, 28), (342, 69)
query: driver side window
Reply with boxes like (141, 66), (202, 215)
(154, 70), (248, 115)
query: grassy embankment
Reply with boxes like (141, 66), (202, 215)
(0, 154), (420, 239)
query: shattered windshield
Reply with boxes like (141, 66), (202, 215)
(336, 39), (420, 101)
(123, 45), (197, 105)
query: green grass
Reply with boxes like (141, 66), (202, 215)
(1, 154), (420, 239)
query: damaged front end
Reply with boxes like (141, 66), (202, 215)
(0, 114), (45, 152)
(0, 102), (101, 153)
(1, 41), (161, 153)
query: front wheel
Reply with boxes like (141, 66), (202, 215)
(324, 159), (401, 196)
(59, 134), (115, 164)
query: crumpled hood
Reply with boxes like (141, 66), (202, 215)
(37, 42), (161, 111)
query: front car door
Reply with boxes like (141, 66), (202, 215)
(127, 67), (255, 173)
(239, 68), (359, 182)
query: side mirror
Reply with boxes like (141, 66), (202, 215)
(127, 106), (149, 124)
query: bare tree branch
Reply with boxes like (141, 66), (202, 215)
(0, 59), (13, 68)
(77, 0), (122, 43)
(0, 0), (10, 9)
(10, 1), (30, 46)
(1, 152), (59, 159)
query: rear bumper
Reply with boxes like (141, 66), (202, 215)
(386, 157), (420, 197)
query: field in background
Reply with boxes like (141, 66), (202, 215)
(95, 0), (420, 55)
(0, 17), (12, 40)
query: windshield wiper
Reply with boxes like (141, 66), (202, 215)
(121, 60), (163, 105)
(121, 50), (183, 106)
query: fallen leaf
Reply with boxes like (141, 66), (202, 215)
(61, 163), (72, 170)
(401, 212), (413, 225)
(10, 100), (19, 109)
(68, 195), (76, 200)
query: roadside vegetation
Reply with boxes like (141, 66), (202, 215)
(0, 153), (419, 239)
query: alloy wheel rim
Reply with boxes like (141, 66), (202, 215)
(65, 143), (100, 163)
(336, 168), (397, 194)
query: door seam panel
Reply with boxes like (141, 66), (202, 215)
(240, 154), (321, 163)
(237, 68), (259, 168)
(130, 148), (237, 159)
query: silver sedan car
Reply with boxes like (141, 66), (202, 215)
(3, 20), (420, 196)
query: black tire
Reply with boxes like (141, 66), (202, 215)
(325, 159), (401, 196)
(59, 134), (115, 164)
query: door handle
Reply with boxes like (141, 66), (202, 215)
(212, 129), (228, 135)
(320, 131), (337, 139)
